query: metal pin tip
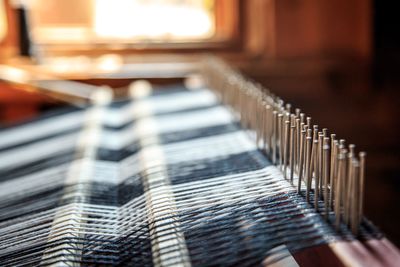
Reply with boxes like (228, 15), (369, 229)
(334, 140), (339, 145)
(349, 144), (356, 155)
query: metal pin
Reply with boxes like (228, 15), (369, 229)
(329, 134), (337, 209)
(305, 136), (312, 202)
(323, 139), (330, 219)
(303, 124), (308, 132)
(256, 100), (262, 147)
(323, 128), (328, 138)
(351, 160), (360, 235)
(348, 158), (355, 227)
(344, 145), (355, 225)
(263, 104), (268, 150)
(339, 139), (346, 148)
(335, 152), (346, 230)
(278, 114), (284, 169)
(340, 148), (348, 216)
(267, 104), (273, 151)
(297, 128), (306, 193)
(285, 111), (291, 125)
(300, 122), (305, 133)
(359, 152), (366, 226)
(306, 117), (311, 129)
(313, 125), (319, 140)
(295, 118), (301, 173)
(266, 105), (272, 153)
(272, 111), (278, 164)
(205, 61), (370, 233)
(349, 144), (355, 157)
(300, 113), (305, 125)
(313, 138), (320, 210)
(318, 133), (324, 194)
(283, 120), (290, 179)
(295, 108), (301, 117)
(256, 101), (267, 150)
(309, 126), (318, 179)
(286, 103), (291, 113)
(260, 102), (266, 150)
(307, 128), (312, 138)
(289, 124), (296, 184)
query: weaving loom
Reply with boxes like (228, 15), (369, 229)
(0, 57), (399, 266)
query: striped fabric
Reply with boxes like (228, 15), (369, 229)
(0, 85), (379, 266)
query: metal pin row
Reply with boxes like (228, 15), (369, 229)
(202, 57), (366, 235)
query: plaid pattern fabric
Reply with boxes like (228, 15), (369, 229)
(0, 85), (379, 266)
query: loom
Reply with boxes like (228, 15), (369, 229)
(0, 56), (399, 266)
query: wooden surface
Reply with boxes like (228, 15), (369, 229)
(0, 82), (59, 123)
(291, 237), (400, 267)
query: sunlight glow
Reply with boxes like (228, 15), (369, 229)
(0, 0), (7, 42)
(94, 0), (215, 40)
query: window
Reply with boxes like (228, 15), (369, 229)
(30, 0), (218, 44)
(94, 0), (215, 41)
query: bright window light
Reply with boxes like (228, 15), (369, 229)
(94, 0), (215, 41)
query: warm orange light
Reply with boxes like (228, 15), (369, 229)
(0, 65), (31, 83)
(94, 0), (215, 41)
(0, 0), (7, 42)
(95, 54), (123, 73)
(29, 0), (216, 44)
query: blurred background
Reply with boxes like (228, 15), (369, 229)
(0, 0), (399, 245)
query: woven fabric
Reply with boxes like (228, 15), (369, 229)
(0, 85), (380, 266)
